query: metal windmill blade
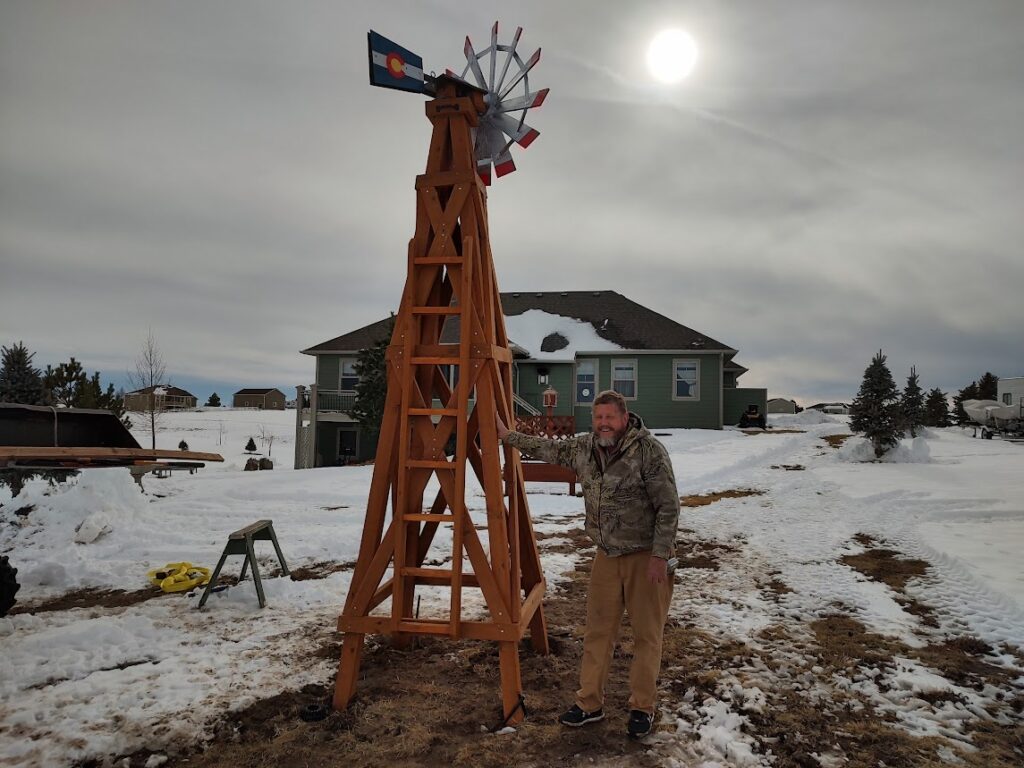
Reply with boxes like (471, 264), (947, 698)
(461, 22), (548, 184)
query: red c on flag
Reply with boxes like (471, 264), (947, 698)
(386, 52), (406, 78)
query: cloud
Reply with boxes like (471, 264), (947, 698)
(2, 0), (1021, 408)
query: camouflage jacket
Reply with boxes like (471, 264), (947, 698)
(506, 413), (680, 559)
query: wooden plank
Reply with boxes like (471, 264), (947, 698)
(0, 447), (224, 463)
(340, 614), (521, 642)
(415, 170), (477, 190)
(405, 459), (455, 470)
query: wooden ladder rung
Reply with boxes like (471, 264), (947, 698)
(413, 257), (464, 265)
(397, 619), (453, 635)
(403, 513), (456, 522)
(405, 459), (456, 470)
(410, 357), (459, 366)
(411, 306), (460, 315)
(401, 566), (454, 578)
(408, 408), (458, 416)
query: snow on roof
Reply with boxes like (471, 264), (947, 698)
(504, 309), (624, 360)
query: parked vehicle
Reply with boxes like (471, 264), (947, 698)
(963, 399), (1024, 441)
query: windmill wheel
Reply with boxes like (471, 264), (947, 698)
(460, 22), (548, 184)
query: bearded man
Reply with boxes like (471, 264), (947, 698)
(495, 389), (680, 739)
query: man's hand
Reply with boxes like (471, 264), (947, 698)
(647, 555), (668, 585)
(495, 411), (510, 442)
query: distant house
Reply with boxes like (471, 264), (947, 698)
(233, 388), (286, 410)
(294, 290), (768, 468)
(767, 398), (798, 414)
(808, 402), (850, 415)
(124, 385), (197, 411)
(997, 377), (1024, 409)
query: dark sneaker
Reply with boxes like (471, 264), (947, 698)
(558, 704), (604, 727)
(627, 709), (654, 739)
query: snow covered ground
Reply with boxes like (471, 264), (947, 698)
(1, 409), (1022, 766)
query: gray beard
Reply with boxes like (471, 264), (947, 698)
(595, 433), (620, 448)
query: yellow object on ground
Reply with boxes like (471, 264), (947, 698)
(146, 562), (211, 593)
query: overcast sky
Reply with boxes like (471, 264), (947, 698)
(2, 0), (1021, 405)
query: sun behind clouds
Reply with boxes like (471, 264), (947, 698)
(646, 28), (699, 84)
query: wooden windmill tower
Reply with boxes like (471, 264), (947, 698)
(334, 24), (550, 725)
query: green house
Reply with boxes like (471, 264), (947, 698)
(293, 290), (766, 468)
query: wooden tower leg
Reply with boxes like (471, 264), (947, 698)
(333, 632), (365, 710)
(498, 640), (524, 726)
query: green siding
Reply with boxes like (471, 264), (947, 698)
(723, 388), (768, 427)
(572, 353), (722, 430)
(317, 355), (341, 389)
(515, 362), (574, 415)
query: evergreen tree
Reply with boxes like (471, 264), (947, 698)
(245, 437), (257, 454)
(0, 342), (49, 405)
(43, 358), (88, 407)
(849, 350), (901, 458)
(924, 388), (951, 427)
(977, 372), (999, 401)
(351, 315), (395, 436)
(205, 392), (221, 408)
(42, 357), (130, 428)
(899, 366), (926, 438)
(953, 382), (979, 425)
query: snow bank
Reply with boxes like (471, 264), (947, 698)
(768, 410), (838, 427)
(837, 436), (931, 464)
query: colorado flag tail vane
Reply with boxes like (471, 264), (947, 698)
(367, 31), (425, 93)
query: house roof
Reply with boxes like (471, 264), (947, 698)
(303, 291), (736, 357)
(234, 388), (284, 396)
(128, 385), (195, 398)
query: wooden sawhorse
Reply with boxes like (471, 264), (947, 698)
(198, 519), (289, 609)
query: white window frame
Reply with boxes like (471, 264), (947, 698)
(339, 358), (359, 393)
(575, 359), (598, 406)
(610, 358), (638, 400)
(1003, 393), (1013, 405)
(672, 358), (700, 401)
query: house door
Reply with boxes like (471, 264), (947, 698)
(338, 429), (359, 465)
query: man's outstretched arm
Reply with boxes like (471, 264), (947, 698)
(496, 411), (581, 469)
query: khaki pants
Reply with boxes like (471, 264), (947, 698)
(576, 549), (674, 715)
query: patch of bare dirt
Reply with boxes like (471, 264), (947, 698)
(288, 560), (355, 582)
(166, 557), (666, 768)
(771, 464), (805, 471)
(672, 537), (739, 571)
(841, 548), (930, 592)
(822, 434), (853, 448)
(680, 489), (764, 507)
(10, 586), (169, 615)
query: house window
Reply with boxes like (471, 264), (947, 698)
(611, 359), (637, 399)
(673, 359), (699, 400)
(340, 360), (359, 392)
(1004, 393), (1013, 405)
(576, 360), (597, 404)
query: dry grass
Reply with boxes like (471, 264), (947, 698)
(10, 585), (167, 614)
(822, 434), (853, 448)
(841, 549), (930, 592)
(680, 489), (765, 507)
(288, 560), (356, 582)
